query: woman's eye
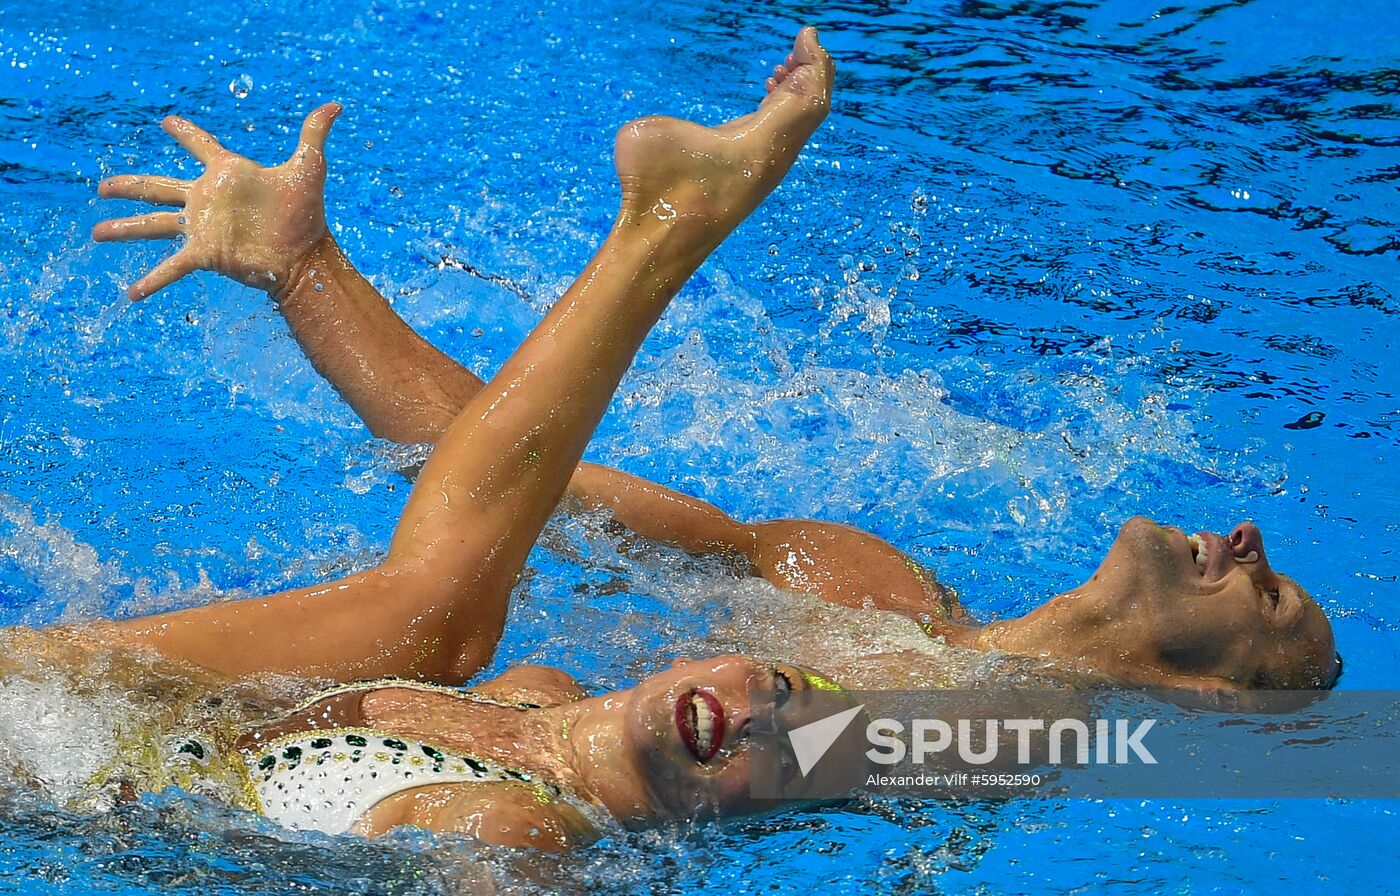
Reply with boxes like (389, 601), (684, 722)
(774, 669), (793, 706)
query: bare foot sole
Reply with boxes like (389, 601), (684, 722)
(614, 26), (834, 242)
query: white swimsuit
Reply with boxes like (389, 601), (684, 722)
(236, 681), (572, 836)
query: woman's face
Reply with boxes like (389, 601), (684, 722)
(1070, 517), (1337, 690)
(617, 654), (845, 820)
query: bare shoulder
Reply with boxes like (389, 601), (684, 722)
(466, 664), (586, 707)
(354, 781), (599, 850)
(750, 518), (968, 621)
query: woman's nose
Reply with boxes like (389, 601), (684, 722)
(1229, 522), (1270, 571)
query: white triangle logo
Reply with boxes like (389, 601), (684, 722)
(788, 705), (866, 777)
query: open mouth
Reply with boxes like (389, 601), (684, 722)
(1186, 533), (1208, 573)
(675, 690), (726, 763)
(1187, 530), (1260, 575)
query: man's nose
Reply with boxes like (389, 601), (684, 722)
(1229, 522), (1271, 573)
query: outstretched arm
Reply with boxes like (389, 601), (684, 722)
(566, 464), (960, 620)
(97, 103), (953, 624)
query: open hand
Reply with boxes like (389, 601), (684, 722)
(93, 103), (342, 300)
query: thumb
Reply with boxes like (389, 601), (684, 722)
(295, 102), (342, 160)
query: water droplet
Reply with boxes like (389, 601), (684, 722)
(471, 328), (484, 338)
(177, 215), (187, 226)
(313, 282), (325, 292)
(229, 74), (253, 99)
(389, 186), (404, 199)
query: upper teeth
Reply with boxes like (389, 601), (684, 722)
(1187, 534), (1206, 568)
(692, 694), (716, 757)
(1188, 533), (1259, 566)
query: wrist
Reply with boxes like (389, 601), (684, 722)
(270, 232), (340, 306)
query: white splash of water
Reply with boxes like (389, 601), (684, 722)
(0, 496), (130, 623)
(0, 674), (126, 807)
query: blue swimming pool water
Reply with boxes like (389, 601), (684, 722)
(1, 0), (1397, 892)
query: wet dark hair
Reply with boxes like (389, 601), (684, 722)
(1329, 652), (1344, 689)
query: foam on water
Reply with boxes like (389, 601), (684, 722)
(670, 577), (992, 691)
(0, 630), (319, 814)
(0, 673), (125, 806)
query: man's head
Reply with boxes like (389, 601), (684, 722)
(986, 517), (1339, 695)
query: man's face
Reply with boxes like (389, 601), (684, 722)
(1066, 517), (1337, 690)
